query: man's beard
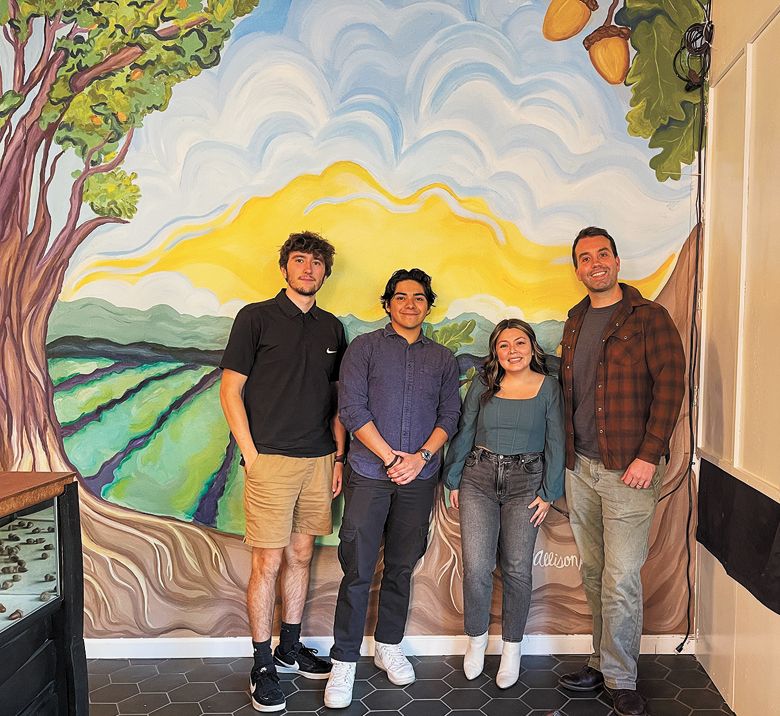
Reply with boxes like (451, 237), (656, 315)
(288, 279), (322, 296)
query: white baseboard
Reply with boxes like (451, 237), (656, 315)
(85, 634), (695, 659)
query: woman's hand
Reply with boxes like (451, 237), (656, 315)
(527, 496), (550, 527)
(450, 489), (459, 509)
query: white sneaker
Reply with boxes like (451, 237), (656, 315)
(373, 641), (416, 685)
(324, 659), (356, 708)
(496, 641), (521, 689)
(463, 631), (488, 680)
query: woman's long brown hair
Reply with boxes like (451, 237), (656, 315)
(480, 318), (549, 404)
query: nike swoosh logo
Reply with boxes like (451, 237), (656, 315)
(326, 349), (337, 354)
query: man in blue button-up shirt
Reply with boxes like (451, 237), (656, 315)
(324, 269), (460, 709)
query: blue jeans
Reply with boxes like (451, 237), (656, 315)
(459, 448), (543, 642)
(565, 453), (665, 690)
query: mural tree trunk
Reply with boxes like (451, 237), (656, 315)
(0, 1), (259, 472)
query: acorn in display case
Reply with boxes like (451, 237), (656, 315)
(0, 504), (60, 631)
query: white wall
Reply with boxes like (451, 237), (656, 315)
(697, 1), (780, 713)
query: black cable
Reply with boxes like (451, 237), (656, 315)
(660, 3), (713, 654)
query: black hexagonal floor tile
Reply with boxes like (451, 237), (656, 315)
(441, 686), (489, 709)
(481, 697), (532, 716)
(521, 687), (568, 711)
(362, 687), (411, 710)
(561, 697), (613, 716)
(199, 690), (252, 713)
(116, 692), (170, 714)
(214, 670), (248, 692)
(86, 653), (732, 715)
(678, 687), (730, 709)
(480, 675), (529, 700)
(351, 679), (375, 699)
(667, 669), (712, 689)
(138, 673), (188, 694)
(403, 678), (451, 699)
(655, 655), (701, 670)
(89, 659), (131, 674)
(443, 667), (490, 689)
(645, 697), (693, 715)
(638, 660), (672, 680)
(157, 659), (205, 675)
(320, 700), (368, 716)
(521, 655), (560, 671)
(111, 664), (161, 683)
(89, 673), (111, 691)
(185, 663), (234, 683)
(167, 681), (218, 703)
(284, 688), (326, 711)
(149, 703), (201, 716)
(90, 683), (140, 704)
(355, 661), (380, 679)
(519, 668), (562, 689)
(412, 658), (453, 679)
(400, 699), (451, 716)
(637, 677), (681, 699)
(88, 705), (119, 716)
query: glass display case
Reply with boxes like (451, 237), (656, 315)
(0, 501), (60, 630)
(0, 473), (87, 715)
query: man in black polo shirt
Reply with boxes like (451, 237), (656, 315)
(220, 231), (347, 713)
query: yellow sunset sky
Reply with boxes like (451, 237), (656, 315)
(65, 162), (673, 322)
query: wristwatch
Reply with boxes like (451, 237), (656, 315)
(334, 454), (347, 464)
(419, 449), (433, 463)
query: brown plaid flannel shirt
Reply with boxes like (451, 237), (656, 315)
(559, 283), (686, 471)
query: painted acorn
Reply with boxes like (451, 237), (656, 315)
(543, 0), (598, 41)
(583, 25), (631, 84)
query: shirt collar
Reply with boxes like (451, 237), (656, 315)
(274, 288), (321, 319)
(568, 282), (647, 319)
(382, 322), (431, 344)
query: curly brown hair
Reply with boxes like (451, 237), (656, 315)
(278, 231), (336, 277)
(480, 318), (548, 404)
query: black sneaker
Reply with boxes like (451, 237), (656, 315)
(249, 664), (285, 712)
(273, 642), (332, 679)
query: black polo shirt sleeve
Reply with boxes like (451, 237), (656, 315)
(333, 321), (348, 380)
(220, 304), (261, 376)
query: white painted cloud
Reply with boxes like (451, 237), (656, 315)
(68, 273), (245, 318)
(446, 295), (525, 324)
(66, 0), (696, 312)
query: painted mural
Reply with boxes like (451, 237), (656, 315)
(0, 0), (702, 638)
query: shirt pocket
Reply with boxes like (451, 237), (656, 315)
(419, 360), (442, 398)
(607, 329), (644, 367)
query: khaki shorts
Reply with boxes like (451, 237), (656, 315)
(244, 452), (335, 548)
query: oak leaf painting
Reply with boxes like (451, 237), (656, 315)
(0, 0), (702, 637)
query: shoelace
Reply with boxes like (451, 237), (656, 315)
(293, 643), (319, 659)
(379, 645), (409, 669)
(252, 665), (280, 688)
(329, 662), (355, 686)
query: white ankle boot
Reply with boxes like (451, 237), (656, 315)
(496, 641), (521, 688)
(463, 632), (488, 680)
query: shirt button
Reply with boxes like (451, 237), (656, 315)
(598, 407), (602, 411)
(566, 365), (571, 369)
(597, 384), (602, 389)
(599, 429), (604, 433)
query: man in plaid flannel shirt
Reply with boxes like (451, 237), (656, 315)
(557, 227), (685, 716)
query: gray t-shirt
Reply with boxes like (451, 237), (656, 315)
(572, 304), (617, 459)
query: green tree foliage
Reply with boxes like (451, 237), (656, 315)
(616, 0), (705, 180)
(1, 0), (258, 223)
(424, 319), (476, 354)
